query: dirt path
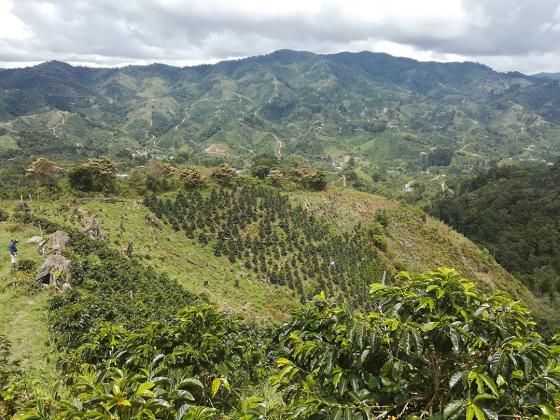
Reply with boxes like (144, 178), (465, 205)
(272, 132), (282, 158)
(175, 106), (193, 131)
(403, 180), (415, 193)
(175, 117), (185, 130)
(268, 79), (279, 104)
(51, 111), (65, 137)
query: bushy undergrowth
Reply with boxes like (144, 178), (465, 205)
(14, 213), (205, 349)
(272, 269), (560, 418)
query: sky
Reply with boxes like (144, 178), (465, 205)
(1, 0), (560, 74)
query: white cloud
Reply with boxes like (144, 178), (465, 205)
(0, 0), (559, 73)
(0, 0), (32, 40)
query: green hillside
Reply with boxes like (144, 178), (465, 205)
(430, 162), (560, 297)
(1, 51), (560, 188)
(1, 178), (559, 417)
(1, 50), (560, 417)
(1, 178), (555, 324)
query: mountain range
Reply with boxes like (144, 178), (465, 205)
(1, 50), (560, 176)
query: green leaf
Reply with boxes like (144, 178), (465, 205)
(179, 378), (204, 392)
(360, 349), (370, 365)
(449, 371), (465, 388)
(538, 404), (557, 419)
(478, 374), (499, 397)
(333, 408), (343, 420)
(277, 357), (293, 366)
(473, 405), (486, 420)
(481, 408), (498, 420)
(135, 381), (155, 397)
(496, 375), (506, 387)
(473, 393), (496, 402)
(333, 370), (343, 387)
(444, 400), (464, 419)
(222, 377), (231, 392)
(370, 283), (388, 293)
(466, 405), (474, 420)
(450, 329), (460, 352)
(422, 321), (439, 331)
(211, 378), (221, 398)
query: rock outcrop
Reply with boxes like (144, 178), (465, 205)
(35, 254), (72, 290)
(40, 230), (70, 255)
(26, 236), (45, 245)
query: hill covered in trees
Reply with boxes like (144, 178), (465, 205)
(1, 50), (560, 188)
(430, 162), (560, 297)
(2, 208), (560, 418)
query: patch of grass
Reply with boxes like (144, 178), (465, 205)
(0, 134), (18, 151)
(293, 187), (559, 325)
(0, 220), (59, 389)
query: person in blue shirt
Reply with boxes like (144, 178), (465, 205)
(8, 239), (17, 265)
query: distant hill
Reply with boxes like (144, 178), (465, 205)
(533, 72), (560, 81)
(1, 50), (560, 175)
(430, 162), (560, 297)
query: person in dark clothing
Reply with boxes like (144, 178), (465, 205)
(8, 239), (17, 265)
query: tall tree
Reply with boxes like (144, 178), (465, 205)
(25, 157), (64, 188)
(68, 157), (117, 192)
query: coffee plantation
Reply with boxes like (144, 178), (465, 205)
(1, 213), (558, 418)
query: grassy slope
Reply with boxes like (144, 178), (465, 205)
(296, 187), (557, 324)
(0, 221), (58, 387)
(1, 185), (557, 384)
(26, 199), (298, 321)
(3, 185), (551, 324)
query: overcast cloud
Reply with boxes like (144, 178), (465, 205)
(1, 0), (560, 73)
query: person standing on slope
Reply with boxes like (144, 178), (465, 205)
(8, 239), (18, 265)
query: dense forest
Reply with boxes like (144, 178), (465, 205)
(430, 162), (560, 296)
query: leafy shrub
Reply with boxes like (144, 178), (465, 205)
(13, 259), (37, 273)
(179, 167), (204, 189)
(68, 157), (117, 192)
(0, 336), (29, 417)
(272, 268), (560, 419)
(23, 306), (268, 418)
(374, 209), (390, 227)
(394, 260), (409, 271)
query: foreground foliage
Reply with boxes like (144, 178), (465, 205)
(5, 212), (559, 418)
(273, 268), (560, 418)
(15, 259), (559, 418)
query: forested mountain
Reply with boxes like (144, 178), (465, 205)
(1, 50), (560, 175)
(430, 162), (560, 296)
